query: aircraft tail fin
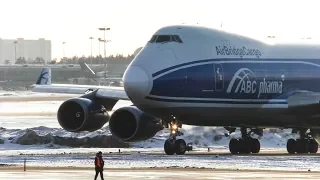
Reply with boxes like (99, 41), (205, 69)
(79, 61), (87, 71)
(79, 61), (96, 76)
(36, 68), (51, 85)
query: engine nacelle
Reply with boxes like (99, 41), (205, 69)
(109, 106), (163, 142)
(57, 98), (109, 132)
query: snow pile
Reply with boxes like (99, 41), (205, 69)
(0, 125), (297, 150)
(0, 126), (129, 148)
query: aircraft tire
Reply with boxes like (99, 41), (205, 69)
(175, 139), (187, 155)
(250, 138), (260, 153)
(164, 139), (175, 155)
(238, 139), (251, 154)
(229, 138), (239, 154)
(308, 139), (318, 153)
(286, 138), (296, 154)
(296, 139), (308, 154)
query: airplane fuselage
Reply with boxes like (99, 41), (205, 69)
(123, 25), (320, 129)
(32, 24), (320, 155)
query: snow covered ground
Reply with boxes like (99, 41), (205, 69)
(2, 152), (320, 171)
(0, 91), (76, 97)
(0, 91), (314, 170)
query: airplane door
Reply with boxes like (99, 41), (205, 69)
(214, 63), (224, 91)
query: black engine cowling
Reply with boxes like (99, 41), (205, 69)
(109, 106), (163, 142)
(57, 98), (109, 132)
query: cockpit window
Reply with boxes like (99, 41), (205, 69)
(149, 35), (157, 43)
(172, 35), (183, 43)
(148, 35), (183, 43)
(156, 35), (171, 43)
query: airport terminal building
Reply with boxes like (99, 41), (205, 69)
(0, 38), (51, 64)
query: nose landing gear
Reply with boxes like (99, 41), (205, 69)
(164, 121), (192, 155)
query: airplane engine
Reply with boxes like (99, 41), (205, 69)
(109, 106), (163, 142)
(57, 98), (109, 132)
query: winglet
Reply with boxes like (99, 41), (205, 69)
(36, 68), (51, 85)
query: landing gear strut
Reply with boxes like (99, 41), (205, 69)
(286, 129), (318, 154)
(164, 120), (191, 155)
(229, 128), (261, 154)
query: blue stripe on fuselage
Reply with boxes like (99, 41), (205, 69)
(145, 96), (288, 104)
(152, 58), (320, 77)
(149, 58), (320, 101)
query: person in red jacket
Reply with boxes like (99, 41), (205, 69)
(94, 151), (104, 180)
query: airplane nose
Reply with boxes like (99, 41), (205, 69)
(123, 65), (150, 99)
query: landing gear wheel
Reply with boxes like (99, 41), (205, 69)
(296, 139), (308, 154)
(175, 139), (187, 155)
(287, 138), (296, 154)
(286, 138), (316, 154)
(308, 139), (318, 153)
(164, 119), (188, 155)
(229, 138), (239, 154)
(229, 138), (260, 154)
(164, 139), (175, 155)
(286, 128), (320, 154)
(238, 139), (250, 154)
(228, 128), (263, 154)
(250, 138), (260, 153)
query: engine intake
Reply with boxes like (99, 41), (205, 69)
(57, 98), (109, 132)
(109, 106), (163, 142)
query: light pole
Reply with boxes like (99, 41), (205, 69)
(98, 27), (110, 59)
(62, 42), (66, 63)
(13, 41), (17, 62)
(97, 36), (110, 84)
(98, 38), (100, 56)
(97, 37), (110, 62)
(98, 38), (102, 63)
(89, 37), (94, 66)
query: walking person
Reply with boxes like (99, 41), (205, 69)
(94, 151), (104, 180)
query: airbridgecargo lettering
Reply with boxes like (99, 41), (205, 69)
(226, 68), (283, 98)
(215, 46), (262, 58)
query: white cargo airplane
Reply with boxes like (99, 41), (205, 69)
(33, 25), (320, 155)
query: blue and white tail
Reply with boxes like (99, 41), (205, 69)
(36, 68), (51, 85)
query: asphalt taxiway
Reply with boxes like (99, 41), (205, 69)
(1, 167), (320, 180)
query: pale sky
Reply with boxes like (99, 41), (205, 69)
(0, 0), (319, 59)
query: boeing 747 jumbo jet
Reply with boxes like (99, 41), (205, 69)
(33, 25), (320, 155)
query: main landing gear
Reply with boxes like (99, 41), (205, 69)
(286, 129), (318, 154)
(228, 127), (261, 154)
(163, 120), (192, 155)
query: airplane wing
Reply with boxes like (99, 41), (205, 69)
(287, 91), (320, 115)
(287, 91), (320, 107)
(32, 68), (129, 101)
